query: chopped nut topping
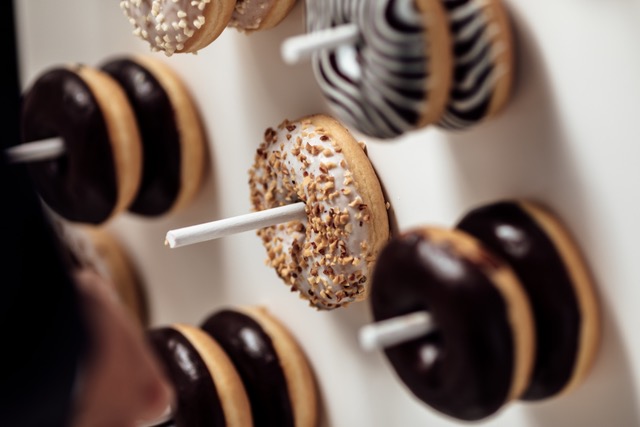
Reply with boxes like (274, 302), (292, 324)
(248, 118), (376, 309)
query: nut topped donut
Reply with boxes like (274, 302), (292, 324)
(457, 200), (601, 400)
(229, 0), (298, 32)
(248, 114), (389, 309)
(437, 0), (514, 130)
(120, 0), (235, 55)
(121, 0), (298, 55)
(307, 0), (453, 139)
(369, 226), (535, 421)
(20, 64), (142, 225)
(100, 55), (207, 217)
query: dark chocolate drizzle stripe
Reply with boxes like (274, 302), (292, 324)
(21, 67), (118, 224)
(149, 328), (227, 427)
(201, 310), (295, 427)
(438, 0), (503, 130)
(370, 231), (515, 421)
(457, 201), (582, 400)
(308, 0), (431, 138)
(101, 58), (182, 216)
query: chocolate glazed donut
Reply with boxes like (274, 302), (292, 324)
(457, 200), (600, 400)
(20, 65), (142, 224)
(370, 227), (534, 421)
(100, 58), (182, 216)
(149, 327), (228, 427)
(201, 310), (295, 427)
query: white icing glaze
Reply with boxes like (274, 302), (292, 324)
(229, 0), (276, 31)
(120, 0), (213, 55)
(249, 117), (375, 310)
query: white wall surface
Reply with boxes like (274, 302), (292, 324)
(16, 1), (640, 425)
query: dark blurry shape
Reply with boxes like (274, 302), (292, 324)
(3, 0), (20, 151)
(0, 2), (89, 426)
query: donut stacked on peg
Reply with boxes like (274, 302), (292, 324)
(165, 114), (390, 310)
(120, 0), (299, 56)
(361, 200), (601, 421)
(282, 0), (514, 138)
(54, 219), (150, 327)
(148, 306), (318, 427)
(15, 55), (207, 225)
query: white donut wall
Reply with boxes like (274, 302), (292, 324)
(16, 1), (640, 425)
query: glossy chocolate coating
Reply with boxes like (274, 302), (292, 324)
(21, 67), (118, 224)
(101, 58), (181, 216)
(201, 310), (295, 427)
(370, 230), (515, 421)
(457, 201), (581, 400)
(149, 328), (227, 427)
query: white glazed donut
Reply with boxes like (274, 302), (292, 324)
(230, 0), (298, 32)
(249, 114), (389, 310)
(120, 0), (235, 55)
(120, 0), (297, 55)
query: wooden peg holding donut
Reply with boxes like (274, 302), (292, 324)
(165, 114), (390, 310)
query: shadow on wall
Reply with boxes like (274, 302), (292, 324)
(234, 1), (329, 128)
(110, 133), (232, 326)
(443, 5), (639, 427)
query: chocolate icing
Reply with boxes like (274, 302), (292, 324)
(149, 327), (227, 427)
(457, 201), (581, 400)
(21, 67), (118, 224)
(201, 310), (295, 427)
(370, 229), (515, 421)
(101, 58), (182, 216)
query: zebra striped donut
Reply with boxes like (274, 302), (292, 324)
(307, 0), (452, 139)
(438, 0), (514, 130)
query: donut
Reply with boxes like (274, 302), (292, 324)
(201, 306), (317, 427)
(456, 200), (601, 400)
(307, 0), (453, 139)
(248, 114), (389, 310)
(229, 0), (298, 33)
(369, 227), (535, 421)
(83, 226), (150, 327)
(20, 64), (142, 225)
(437, 0), (514, 130)
(100, 55), (207, 217)
(149, 324), (253, 427)
(120, 0), (235, 55)
(120, 0), (297, 55)
(50, 218), (149, 327)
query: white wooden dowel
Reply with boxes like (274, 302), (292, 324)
(359, 311), (436, 352)
(281, 23), (360, 65)
(5, 138), (65, 163)
(165, 202), (307, 249)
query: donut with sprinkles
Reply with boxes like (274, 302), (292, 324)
(121, 0), (298, 55)
(248, 114), (390, 309)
